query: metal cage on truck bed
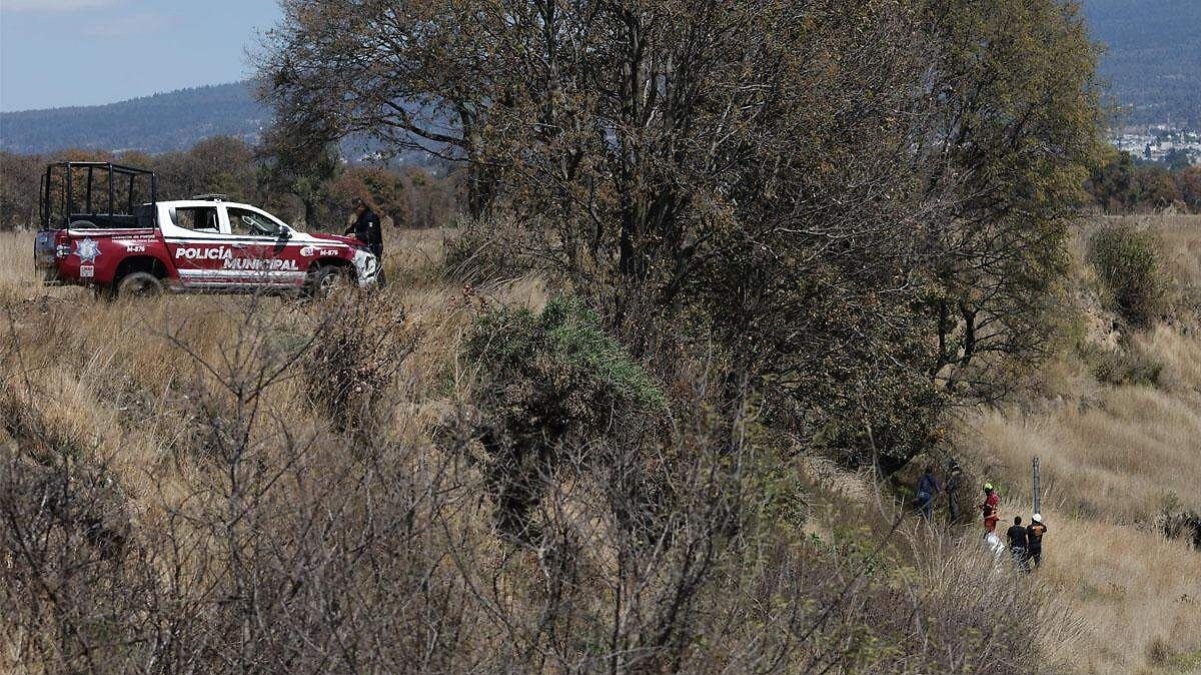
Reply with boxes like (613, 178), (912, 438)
(39, 161), (158, 230)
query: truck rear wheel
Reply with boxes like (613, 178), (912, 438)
(117, 271), (164, 298)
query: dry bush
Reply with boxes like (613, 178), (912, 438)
(907, 532), (1088, 673)
(1080, 341), (1164, 386)
(301, 296), (416, 433)
(1, 287), (475, 672)
(444, 215), (544, 285)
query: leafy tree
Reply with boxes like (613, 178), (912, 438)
(260, 1), (498, 215)
(1177, 166), (1201, 211)
(154, 136), (259, 202)
(917, 0), (1105, 401)
(1087, 150), (1138, 212)
(258, 131), (341, 228)
(1135, 165), (1182, 209)
(262, 0), (1102, 471)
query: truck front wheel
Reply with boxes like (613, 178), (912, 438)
(307, 264), (350, 298)
(117, 272), (164, 298)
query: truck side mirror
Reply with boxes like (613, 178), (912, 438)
(278, 224), (293, 239)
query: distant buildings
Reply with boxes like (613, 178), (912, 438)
(1111, 126), (1201, 165)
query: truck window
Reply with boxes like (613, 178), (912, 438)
(229, 208), (281, 237)
(172, 206), (220, 233)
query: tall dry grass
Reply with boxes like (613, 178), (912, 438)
(0, 230), (42, 303)
(967, 382), (1201, 524)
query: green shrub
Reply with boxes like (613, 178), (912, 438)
(467, 296), (665, 418)
(1089, 225), (1165, 327)
(464, 296), (666, 535)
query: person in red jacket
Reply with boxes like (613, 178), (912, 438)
(981, 483), (1000, 533)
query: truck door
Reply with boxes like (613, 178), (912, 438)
(161, 205), (231, 288)
(225, 206), (304, 289)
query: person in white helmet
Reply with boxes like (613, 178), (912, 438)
(1026, 513), (1048, 568)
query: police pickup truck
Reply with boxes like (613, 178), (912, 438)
(34, 162), (380, 297)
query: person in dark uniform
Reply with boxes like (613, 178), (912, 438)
(914, 466), (942, 520)
(1007, 516), (1030, 572)
(345, 197), (384, 285)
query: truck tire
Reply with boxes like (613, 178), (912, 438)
(307, 264), (349, 298)
(116, 271), (164, 298)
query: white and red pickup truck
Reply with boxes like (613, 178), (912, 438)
(34, 161), (379, 297)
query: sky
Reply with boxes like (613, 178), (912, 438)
(0, 0), (281, 112)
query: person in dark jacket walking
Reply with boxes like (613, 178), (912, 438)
(1007, 516), (1030, 572)
(1026, 513), (1048, 568)
(914, 466), (942, 519)
(346, 197), (385, 284)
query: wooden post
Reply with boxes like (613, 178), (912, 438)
(1032, 457), (1041, 515)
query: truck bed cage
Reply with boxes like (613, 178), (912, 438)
(40, 161), (158, 230)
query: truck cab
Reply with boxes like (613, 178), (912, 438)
(34, 161), (379, 297)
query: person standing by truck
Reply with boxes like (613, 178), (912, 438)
(346, 197), (384, 285)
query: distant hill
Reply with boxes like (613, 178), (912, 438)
(0, 82), (269, 154)
(0, 81), (443, 165)
(1081, 0), (1201, 129)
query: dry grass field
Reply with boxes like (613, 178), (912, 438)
(1, 217), (1198, 673)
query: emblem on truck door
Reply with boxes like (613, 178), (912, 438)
(76, 238), (100, 263)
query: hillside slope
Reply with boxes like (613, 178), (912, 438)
(0, 81), (441, 163)
(960, 215), (1201, 673)
(0, 217), (1197, 673)
(1081, 0), (1201, 128)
